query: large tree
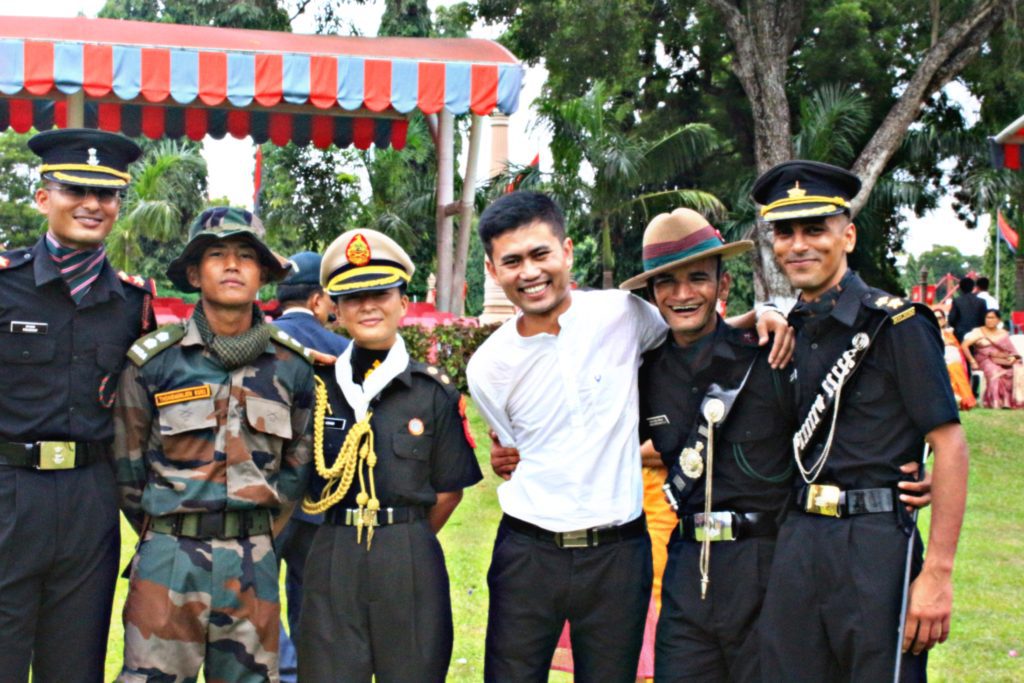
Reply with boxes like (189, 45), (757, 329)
(477, 0), (1021, 297)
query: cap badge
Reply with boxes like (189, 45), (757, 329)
(787, 181), (806, 199)
(86, 147), (99, 166)
(346, 234), (372, 266)
(408, 418), (425, 436)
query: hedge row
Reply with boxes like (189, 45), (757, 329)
(400, 323), (500, 394)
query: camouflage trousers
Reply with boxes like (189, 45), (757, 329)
(117, 530), (280, 683)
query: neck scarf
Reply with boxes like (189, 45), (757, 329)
(191, 301), (273, 370)
(44, 231), (107, 304)
(335, 337), (410, 421)
(792, 269), (855, 321)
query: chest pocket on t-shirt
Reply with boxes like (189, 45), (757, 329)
(580, 362), (632, 417)
(391, 431), (432, 494)
(158, 397), (217, 462)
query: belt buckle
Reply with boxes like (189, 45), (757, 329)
(693, 511), (736, 542)
(197, 512), (226, 539)
(37, 442), (76, 470)
(805, 484), (842, 517)
(556, 529), (590, 549)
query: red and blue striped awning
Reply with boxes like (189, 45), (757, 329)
(0, 15), (524, 150)
(990, 114), (1024, 170)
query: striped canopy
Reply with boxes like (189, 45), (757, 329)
(0, 16), (524, 150)
(989, 114), (1024, 170)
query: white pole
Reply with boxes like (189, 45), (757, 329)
(995, 209), (1001, 305)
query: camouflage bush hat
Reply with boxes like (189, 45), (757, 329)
(166, 206), (290, 292)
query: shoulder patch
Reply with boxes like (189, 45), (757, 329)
(118, 270), (157, 295)
(268, 324), (314, 364)
(127, 323), (186, 366)
(863, 289), (931, 327)
(0, 248), (32, 271)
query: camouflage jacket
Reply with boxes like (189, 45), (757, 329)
(113, 316), (315, 531)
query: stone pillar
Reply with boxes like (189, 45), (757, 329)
(479, 114), (516, 325)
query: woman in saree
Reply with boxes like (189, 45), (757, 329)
(933, 308), (976, 410)
(962, 309), (1024, 409)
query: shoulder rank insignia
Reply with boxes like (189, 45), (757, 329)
(873, 295), (906, 309)
(128, 323), (186, 366)
(268, 325), (314, 364)
(118, 270), (157, 295)
(891, 307), (916, 325)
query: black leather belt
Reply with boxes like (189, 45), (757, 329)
(324, 505), (427, 527)
(502, 514), (647, 549)
(149, 509), (273, 539)
(795, 484), (896, 518)
(678, 510), (777, 542)
(0, 440), (109, 470)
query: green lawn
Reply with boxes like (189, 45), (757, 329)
(104, 406), (1021, 681)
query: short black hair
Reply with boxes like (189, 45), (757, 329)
(478, 191), (566, 257)
(987, 308), (1002, 319)
(976, 276), (990, 291)
(958, 276), (975, 293)
(277, 283), (323, 306)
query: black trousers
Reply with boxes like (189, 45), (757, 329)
(484, 516), (653, 683)
(655, 535), (775, 683)
(297, 520), (453, 683)
(0, 463), (120, 683)
(275, 517), (318, 637)
(760, 512), (927, 682)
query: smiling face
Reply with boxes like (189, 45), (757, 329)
(650, 257), (729, 346)
(771, 214), (856, 300)
(186, 237), (266, 310)
(335, 286), (408, 350)
(485, 220), (574, 335)
(35, 183), (120, 249)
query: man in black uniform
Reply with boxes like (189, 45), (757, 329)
(753, 161), (968, 681)
(619, 208), (796, 682)
(297, 228), (483, 683)
(0, 129), (153, 682)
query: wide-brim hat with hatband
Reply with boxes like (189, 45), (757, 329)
(28, 128), (141, 189)
(166, 206), (290, 292)
(618, 208), (754, 291)
(321, 229), (415, 297)
(751, 160), (862, 222)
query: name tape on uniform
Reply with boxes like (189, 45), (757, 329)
(154, 384), (212, 407)
(10, 321), (48, 334)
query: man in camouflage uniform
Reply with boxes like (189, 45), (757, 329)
(113, 207), (315, 682)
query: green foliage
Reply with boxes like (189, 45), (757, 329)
(400, 322), (498, 393)
(99, 0), (291, 30)
(902, 245), (984, 293)
(0, 130), (43, 249)
(107, 140), (207, 278)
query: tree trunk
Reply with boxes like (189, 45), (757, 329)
(451, 115), (483, 317)
(707, 0), (804, 301)
(601, 215), (614, 289)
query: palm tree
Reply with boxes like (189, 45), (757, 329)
(542, 82), (726, 288)
(106, 140), (207, 273)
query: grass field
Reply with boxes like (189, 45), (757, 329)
(103, 406), (1022, 681)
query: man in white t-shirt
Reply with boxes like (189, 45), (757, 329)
(467, 192), (789, 681)
(975, 276), (999, 310)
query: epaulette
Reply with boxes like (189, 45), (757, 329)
(862, 290), (928, 326)
(127, 323), (186, 366)
(412, 363), (458, 393)
(117, 270), (157, 296)
(268, 325), (314, 365)
(0, 247), (32, 271)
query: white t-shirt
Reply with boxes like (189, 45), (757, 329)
(977, 291), (998, 310)
(467, 289), (667, 532)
